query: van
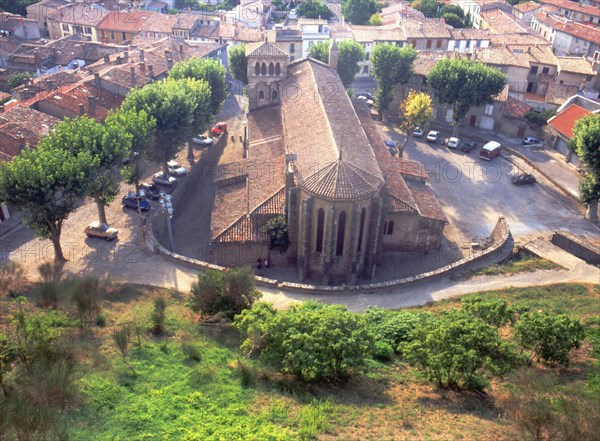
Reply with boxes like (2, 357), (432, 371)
(479, 141), (501, 160)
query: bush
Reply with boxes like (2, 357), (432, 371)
(67, 277), (103, 330)
(460, 297), (518, 327)
(514, 312), (585, 367)
(37, 262), (64, 284)
(181, 342), (202, 361)
(525, 109), (555, 126)
(365, 307), (431, 351)
(95, 312), (107, 327)
(297, 1), (334, 20)
(190, 268), (261, 316)
(151, 297), (167, 335)
(36, 282), (59, 308)
(373, 341), (394, 361)
(235, 301), (374, 382)
(0, 261), (24, 297)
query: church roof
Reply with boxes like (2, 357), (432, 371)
(280, 59), (385, 201)
(245, 41), (289, 58)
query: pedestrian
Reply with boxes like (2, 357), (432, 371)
(256, 257), (263, 271)
(264, 258), (269, 270)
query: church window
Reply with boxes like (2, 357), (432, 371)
(261, 63), (266, 75)
(336, 211), (346, 256)
(387, 221), (394, 235)
(272, 90), (278, 100)
(316, 208), (325, 252)
(357, 208), (366, 252)
(269, 62), (274, 75)
(258, 90), (265, 99)
(255, 62), (260, 76)
(275, 62), (281, 76)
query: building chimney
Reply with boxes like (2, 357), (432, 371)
(179, 43), (184, 53)
(140, 49), (145, 61)
(418, 22), (423, 32)
(78, 103), (85, 116)
(41, 124), (49, 136)
(117, 56), (124, 64)
(130, 66), (136, 85)
(88, 96), (96, 116)
(33, 49), (41, 69)
(329, 39), (338, 70)
(103, 54), (110, 63)
(94, 72), (101, 89)
(148, 64), (154, 79)
(0, 105), (4, 114)
(124, 50), (129, 61)
(165, 50), (173, 69)
(139, 62), (146, 74)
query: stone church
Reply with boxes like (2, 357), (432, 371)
(209, 41), (447, 285)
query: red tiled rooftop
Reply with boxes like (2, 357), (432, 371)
(548, 103), (591, 138)
(97, 10), (156, 33)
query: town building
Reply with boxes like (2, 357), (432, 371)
(0, 12), (41, 40)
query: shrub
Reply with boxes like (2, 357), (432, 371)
(37, 261), (64, 284)
(373, 341), (394, 361)
(525, 109), (555, 126)
(460, 297), (518, 327)
(365, 307), (431, 350)
(67, 277), (103, 330)
(95, 312), (107, 327)
(181, 342), (202, 361)
(190, 268), (261, 316)
(36, 282), (59, 308)
(514, 312), (585, 367)
(0, 261), (24, 297)
(151, 297), (167, 335)
(235, 301), (374, 382)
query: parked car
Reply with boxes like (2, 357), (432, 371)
(523, 136), (541, 145)
(445, 137), (460, 148)
(479, 141), (502, 160)
(512, 173), (537, 185)
(167, 160), (187, 176)
(426, 130), (440, 143)
(356, 92), (374, 101)
(139, 182), (161, 200)
(211, 122), (228, 136)
(460, 141), (478, 153)
(122, 193), (151, 211)
(412, 127), (424, 137)
(192, 134), (213, 146)
(153, 171), (177, 187)
(288, 8), (298, 19)
(357, 95), (374, 106)
(85, 221), (118, 241)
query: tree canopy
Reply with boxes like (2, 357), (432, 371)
(428, 58), (506, 136)
(297, 1), (333, 20)
(341, 0), (378, 25)
(568, 114), (600, 214)
(371, 44), (417, 118)
(228, 44), (248, 85)
(400, 91), (434, 132)
(309, 41), (329, 64)
(337, 40), (365, 87)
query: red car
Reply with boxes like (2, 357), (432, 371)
(211, 122), (228, 136)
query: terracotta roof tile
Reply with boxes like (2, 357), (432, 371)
(548, 103), (591, 138)
(557, 56), (596, 75)
(0, 106), (59, 161)
(350, 24), (406, 42)
(538, 0), (600, 17)
(140, 12), (178, 35)
(97, 10), (155, 33)
(489, 32), (551, 46)
(545, 81), (579, 105)
(480, 8), (528, 33)
(403, 18), (451, 39)
(534, 12), (600, 44)
(246, 41), (288, 58)
(47, 4), (109, 26)
(449, 28), (491, 40)
(513, 1), (541, 13)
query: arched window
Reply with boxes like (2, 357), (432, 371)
(272, 90), (278, 100)
(254, 62), (260, 76)
(268, 62), (274, 76)
(316, 208), (325, 253)
(357, 208), (366, 252)
(387, 220), (394, 235)
(336, 211), (346, 256)
(275, 62), (281, 76)
(261, 62), (266, 75)
(258, 90), (264, 99)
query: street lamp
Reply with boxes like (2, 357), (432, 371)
(159, 193), (175, 251)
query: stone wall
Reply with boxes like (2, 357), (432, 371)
(551, 231), (600, 265)
(147, 216), (513, 294)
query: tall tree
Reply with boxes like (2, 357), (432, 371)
(400, 91), (434, 132)
(337, 40), (365, 87)
(297, 0), (334, 19)
(0, 144), (97, 262)
(105, 108), (156, 193)
(122, 78), (208, 174)
(48, 116), (131, 225)
(342, 0), (378, 24)
(309, 41), (329, 64)
(568, 114), (600, 220)
(371, 44), (417, 120)
(229, 44), (248, 85)
(428, 58), (506, 136)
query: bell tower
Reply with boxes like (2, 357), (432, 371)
(245, 41), (289, 111)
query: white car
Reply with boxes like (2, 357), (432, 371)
(153, 171), (177, 187)
(167, 160), (187, 176)
(357, 95), (374, 106)
(426, 130), (440, 143)
(192, 135), (213, 146)
(288, 8), (298, 19)
(412, 127), (424, 137)
(446, 137), (460, 148)
(523, 136), (541, 145)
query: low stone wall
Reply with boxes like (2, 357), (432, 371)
(551, 231), (600, 265)
(147, 216), (513, 293)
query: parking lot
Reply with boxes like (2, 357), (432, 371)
(379, 124), (599, 245)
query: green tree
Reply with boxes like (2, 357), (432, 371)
(428, 58), (506, 136)
(67, 277), (103, 331)
(514, 312), (585, 367)
(0, 332), (16, 396)
(229, 44), (248, 85)
(297, 0), (333, 19)
(105, 109), (156, 193)
(309, 40), (329, 64)
(151, 297), (167, 335)
(123, 78), (207, 174)
(113, 325), (136, 376)
(190, 267), (260, 315)
(371, 44), (417, 120)
(568, 114), (600, 219)
(260, 215), (290, 252)
(337, 40), (365, 87)
(0, 143), (97, 263)
(400, 310), (517, 389)
(400, 90), (434, 133)
(368, 13), (382, 25)
(459, 296), (518, 327)
(342, 0), (378, 24)
(442, 12), (466, 28)
(235, 301), (374, 382)
(6, 71), (33, 90)
(365, 307), (432, 351)
(49, 116), (131, 225)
